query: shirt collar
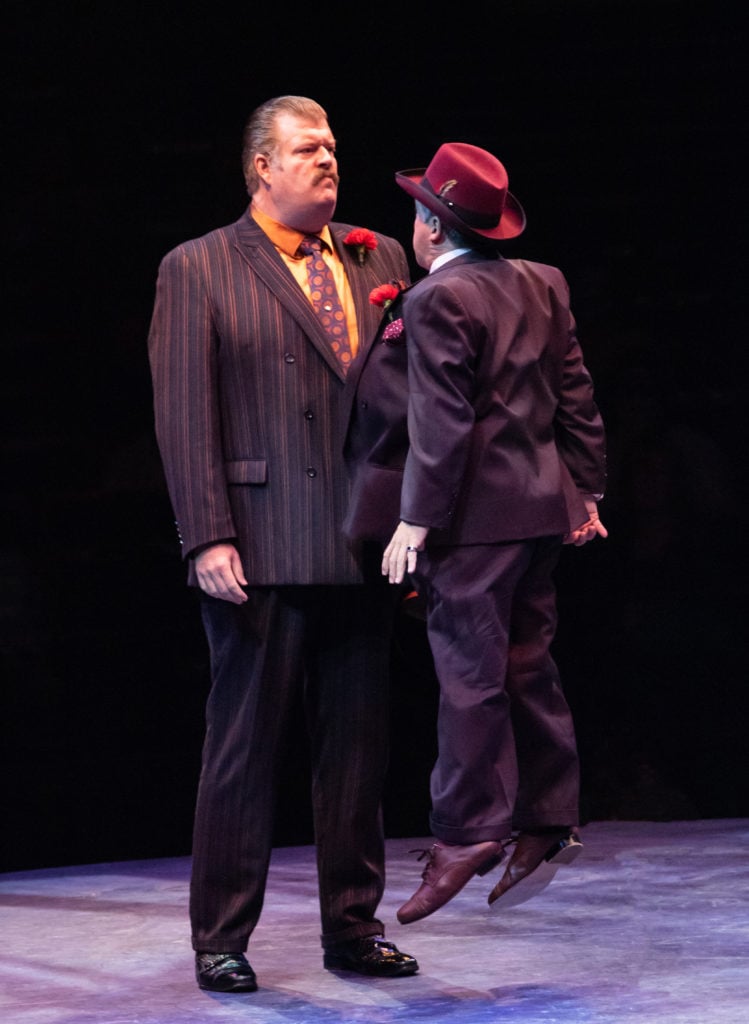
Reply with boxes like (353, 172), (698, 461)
(430, 248), (471, 273)
(251, 204), (334, 259)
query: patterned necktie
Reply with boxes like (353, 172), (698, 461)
(299, 235), (353, 373)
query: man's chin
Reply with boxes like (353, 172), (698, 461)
(315, 192), (338, 220)
(292, 191), (338, 233)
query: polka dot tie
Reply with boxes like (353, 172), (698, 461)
(299, 235), (353, 373)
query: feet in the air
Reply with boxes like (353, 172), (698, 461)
(487, 828), (583, 908)
(397, 840), (506, 924)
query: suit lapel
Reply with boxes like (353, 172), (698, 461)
(344, 291), (402, 396)
(229, 214), (405, 385)
(331, 226), (385, 351)
(232, 212), (346, 379)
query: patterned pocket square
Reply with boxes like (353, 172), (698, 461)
(382, 318), (405, 343)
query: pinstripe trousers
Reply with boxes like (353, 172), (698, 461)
(189, 581), (395, 952)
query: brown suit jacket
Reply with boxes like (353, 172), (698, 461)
(344, 251), (606, 546)
(148, 208), (410, 585)
(342, 291), (410, 543)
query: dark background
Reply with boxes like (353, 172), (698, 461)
(3, 0), (746, 873)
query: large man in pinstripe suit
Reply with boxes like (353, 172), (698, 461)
(148, 96), (418, 992)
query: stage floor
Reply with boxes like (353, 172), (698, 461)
(2, 819), (747, 1024)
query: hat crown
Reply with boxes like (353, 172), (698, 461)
(395, 141), (526, 241)
(425, 143), (509, 228)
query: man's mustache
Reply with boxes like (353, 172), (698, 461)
(314, 171), (339, 186)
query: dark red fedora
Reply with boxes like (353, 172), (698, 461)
(395, 142), (525, 242)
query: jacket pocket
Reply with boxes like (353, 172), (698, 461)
(225, 459), (268, 485)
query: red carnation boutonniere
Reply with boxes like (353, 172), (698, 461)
(344, 228), (378, 266)
(369, 282), (400, 310)
(369, 280), (405, 342)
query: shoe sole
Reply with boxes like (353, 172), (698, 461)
(488, 838), (582, 910)
(197, 978), (258, 992)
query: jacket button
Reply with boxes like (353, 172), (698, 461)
(304, 409), (314, 420)
(284, 353), (296, 363)
(306, 467), (317, 478)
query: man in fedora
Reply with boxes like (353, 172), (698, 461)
(343, 142), (608, 924)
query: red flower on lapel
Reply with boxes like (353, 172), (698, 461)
(370, 280), (406, 343)
(344, 228), (378, 266)
(369, 282), (400, 309)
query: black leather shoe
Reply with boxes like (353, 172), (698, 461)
(195, 952), (258, 992)
(323, 935), (418, 977)
(488, 828), (582, 909)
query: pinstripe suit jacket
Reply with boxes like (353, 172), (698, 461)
(147, 208), (410, 586)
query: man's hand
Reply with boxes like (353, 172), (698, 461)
(194, 543), (248, 603)
(382, 522), (429, 584)
(565, 499), (608, 547)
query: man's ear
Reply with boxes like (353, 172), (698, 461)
(254, 153), (272, 187)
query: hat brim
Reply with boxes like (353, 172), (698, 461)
(395, 168), (526, 242)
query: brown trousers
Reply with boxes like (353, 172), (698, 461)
(413, 536), (580, 844)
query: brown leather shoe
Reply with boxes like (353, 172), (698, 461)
(487, 829), (582, 909)
(397, 840), (505, 924)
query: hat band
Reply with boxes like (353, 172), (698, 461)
(423, 177), (501, 230)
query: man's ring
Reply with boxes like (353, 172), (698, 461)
(406, 546), (417, 552)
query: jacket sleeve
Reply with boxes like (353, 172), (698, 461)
(147, 242), (237, 558)
(553, 300), (607, 499)
(400, 277), (477, 529)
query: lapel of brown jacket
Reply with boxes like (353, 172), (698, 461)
(231, 211), (346, 380)
(329, 225), (388, 351)
(331, 226), (410, 436)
